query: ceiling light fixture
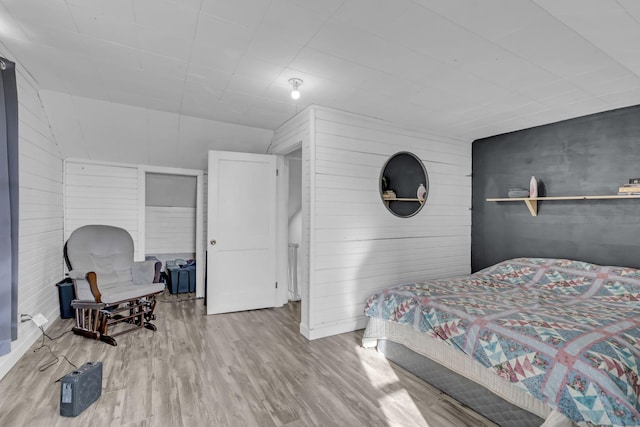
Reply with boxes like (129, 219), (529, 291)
(288, 78), (303, 100)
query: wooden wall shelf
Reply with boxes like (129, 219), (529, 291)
(486, 195), (640, 216)
(382, 196), (425, 208)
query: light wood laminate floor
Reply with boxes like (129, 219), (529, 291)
(0, 295), (497, 427)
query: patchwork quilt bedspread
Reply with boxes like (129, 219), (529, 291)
(364, 258), (640, 426)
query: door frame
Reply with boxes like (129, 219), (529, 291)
(268, 139), (307, 330)
(138, 165), (205, 298)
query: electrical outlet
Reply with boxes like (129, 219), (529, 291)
(31, 313), (48, 328)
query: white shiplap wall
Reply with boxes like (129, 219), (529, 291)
(273, 106), (472, 339)
(65, 161), (205, 296)
(145, 206), (196, 254)
(64, 160), (140, 257)
(0, 54), (64, 380)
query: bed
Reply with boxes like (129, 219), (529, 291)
(362, 258), (640, 427)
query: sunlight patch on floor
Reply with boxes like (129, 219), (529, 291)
(357, 342), (429, 426)
(378, 388), (431, 427)
(358, 346), (400, 388)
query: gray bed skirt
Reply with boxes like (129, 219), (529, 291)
(378, 339), (542, 426)
(363, 318), (574, 427)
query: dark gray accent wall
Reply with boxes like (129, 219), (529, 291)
(472, 105), (640, 272)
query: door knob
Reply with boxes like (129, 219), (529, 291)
(210, 239), (216, 246)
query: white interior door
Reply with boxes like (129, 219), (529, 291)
(207, 150), (277, 314)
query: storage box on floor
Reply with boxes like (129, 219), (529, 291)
(56, 278), (76, 319)
(166, 259), (195, 294)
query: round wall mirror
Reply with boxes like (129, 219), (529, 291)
(380, 152), (429, 217)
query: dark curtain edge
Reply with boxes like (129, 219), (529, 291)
(5, 60), (18, 342)
(0, 56), (19, 355)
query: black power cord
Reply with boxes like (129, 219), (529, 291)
(35, 342), (77, 372)
(22, 315), (77, 372)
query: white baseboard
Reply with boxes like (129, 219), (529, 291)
(0, 305), (61, 381)
(299, 322), (311, 340)
(301, 316), (369, 340)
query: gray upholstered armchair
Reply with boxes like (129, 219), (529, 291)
(64, 225), (164, 345)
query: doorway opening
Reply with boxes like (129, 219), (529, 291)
(286, 149), (302, 301)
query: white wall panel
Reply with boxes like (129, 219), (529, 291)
(66, 161), (204, 295)
(64, 160), (140, 255)
(270, 109), (309, 154)
(274, 106), (473, 339)
(145, 206), (196, 254)
(0, 56), (64, 380)
(307, 107), (471, 339)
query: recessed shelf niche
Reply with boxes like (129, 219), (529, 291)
(380, 151), (429, 218)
